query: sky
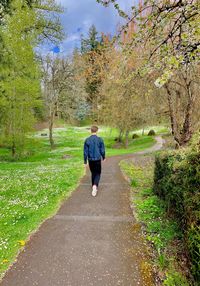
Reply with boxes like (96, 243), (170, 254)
(44, 0), (134, 56)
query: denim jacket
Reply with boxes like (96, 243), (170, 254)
(84, 135), (105, 164)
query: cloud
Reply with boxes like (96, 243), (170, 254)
(45, 0), (134, 55)
(65, 34), (80, 43)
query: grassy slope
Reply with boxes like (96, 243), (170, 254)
(0, 125), (157, 278)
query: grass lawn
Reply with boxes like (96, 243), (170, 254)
(0, 125), (157, 278)
(131, 125), (169, 136)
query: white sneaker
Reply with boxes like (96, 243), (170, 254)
(92, 185), (98, 197)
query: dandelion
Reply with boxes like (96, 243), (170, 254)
(18, 240), (26, 246)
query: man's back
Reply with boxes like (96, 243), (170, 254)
(84, 134), (105, 163)
(83, 126), (106, 197)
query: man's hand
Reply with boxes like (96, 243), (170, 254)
(84, 163), (88, 168)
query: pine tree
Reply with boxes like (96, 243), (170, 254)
(81, 25), (100, 53)
(81, 25), (108, 121)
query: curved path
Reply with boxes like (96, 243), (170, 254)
(1, 137), (164, 286)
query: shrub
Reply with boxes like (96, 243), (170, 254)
(148, 129), (156, 136)
(132, 133), (140, 139)
(153, 139), (200, 283)
(114, 136), (123, 142)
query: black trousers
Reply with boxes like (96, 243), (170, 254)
(89, 160), (101, 187)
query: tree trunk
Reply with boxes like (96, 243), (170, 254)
(180, 83), (194, 146)
(165, 84), (180, 147)
(165, 81), (194, 147)
(118, 129), (124, 143)
(142, 127), (145, 136)
(125, 130), (129, 149)
(49, 109), (55, 149)
(11, 139), (16, 158)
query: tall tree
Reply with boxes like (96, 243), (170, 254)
(42, 52), (88, 148)
(61, 49), (89, 124)
(0, 0), (41, 156)
(42, 56), (73, 148)
(81, 25), (100, 53)
(0, 0), (63, 156)
(81, 25), (106, 121)
(100, 45), (154, 147)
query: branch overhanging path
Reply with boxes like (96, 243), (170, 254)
(1, 137), (164, 286)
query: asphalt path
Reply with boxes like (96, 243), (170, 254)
(1, 136), (164, 286)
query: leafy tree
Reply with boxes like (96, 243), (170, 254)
(0, 0), (41, 156)
(163, 68), (200, 146)
(98, 0), (200, 146)
(42, 56), (73, 148)
(33, 0), (64, 44)
(41, 51), (88, 148)
(0, 0), (63, 156)
(100, 46), (154, 147)
(62, 49), (90, 124)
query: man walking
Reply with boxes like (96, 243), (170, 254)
(84, 126), (106, 197)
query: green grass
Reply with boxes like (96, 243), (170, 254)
(120, 159), (189, 285)
(0, 126), (156, 161)
(0, 124), (157, 279)
(131, 125), (169, 136)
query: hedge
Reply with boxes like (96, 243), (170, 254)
(153, 137), (200, 283)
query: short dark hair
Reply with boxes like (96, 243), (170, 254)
(91, 126), (98, 133)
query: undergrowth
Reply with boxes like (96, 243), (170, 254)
(120, 159), (191, 286)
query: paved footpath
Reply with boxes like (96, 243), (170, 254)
(1, 137), (164, 286)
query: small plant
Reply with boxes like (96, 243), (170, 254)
(164, 271), (189, 286)
(148, 130), (156, 136)
(131, 179), (138, 187)
(132, 133), (140, 139)
(157, 253), (169, 270)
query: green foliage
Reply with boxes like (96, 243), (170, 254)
(164, 271), (189, 286)
(157, 253), (169, 271)
(130, 178), (138, 188)
(74, 101), (91, 122)
(96, 0), (128, 19)
(34, 1), (64, 44)
(80, 25), (107, 119)
(106, 136), (155, 156)
(0, 0), (63, 156)
(98, 1), (200, 76)
(137, 194), (179, 252)
(154, 135), (200, 282)
(0, 0), (11, 23)
(120, 159), (189, 285)
(0, 0), (41, 156)
(81, 25), (101, 53)
(190, 131), (200, 153)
